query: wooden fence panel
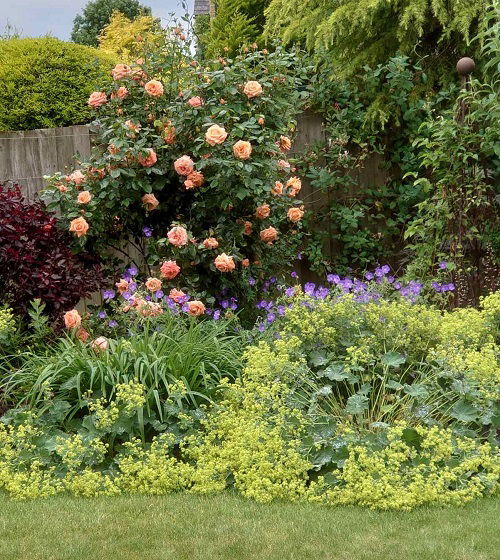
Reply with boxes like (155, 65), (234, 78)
(0, 125), (92, 200)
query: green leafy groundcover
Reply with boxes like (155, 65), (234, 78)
(0, 293), (499, 509)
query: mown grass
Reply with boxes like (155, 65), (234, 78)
(0, 493), (498, 560)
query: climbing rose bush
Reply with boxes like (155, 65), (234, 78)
(43, 36), (311, 306)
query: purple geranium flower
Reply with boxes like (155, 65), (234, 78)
(439, 261), (448, 270)
(285, 287), (295, 297)
(364, 272), (374, 281)
(98, 311), (107, 319)
(155, 290), (164, 298)
(102, 289), (115, 300)
(142, 226), (153, 238)
(108, 320), (118, 328)
(304, 282), (316, 296)
(127, 267), (138, 277)
(248, 277), (256, 286)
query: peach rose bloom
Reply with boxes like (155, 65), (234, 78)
(286, 176), (302, 197)
(115, 86), (129, 99)
(203, 237), (219, 249)
(167, 226), (188, 247)
(69, 170), (85, 185)
(88, 91), (107, 108)
(138, 148), (157, 168)
(160, 260), (181, 279)
(69, 216), (89, 238)
(64, 309), (81, 329)
(56, 183), (68, 193)
(92, 336), (109, 351)
(187, 300), (206, 316)
(184, 171), (204, 189)
(141, 193), (159, 211)
(77, 190), (92, 204)
(163, 123), (176, 144)
(205, 124), (228, 146)
(272, 181), (284, 196)
(214, 253), (235, 272)
(116, 278), (129, 294)
(112, 64), (131, 80)
(187, 96), (204, 107)
(243, 80), (263, 98)
(139, 302), (163, 317)
(90, 167), (106, 179)
(76, 328), (89, 342)
(277, 159), (291, 171)
(233, 140), (252, 160)
(125, 120), (141, 135)
(145, 80), (164, 97)
(260, 226), (278, 244)
(145, 277), (162, 292)
(278, 135), (292, 152)
(255, 204), (270, 220)
(243, 221), (253, 235)
(168, 288), (186, 303)
(258, 117), (265, 125)
(241, 258), (250, 267)
(174, 155), (195, 176)
(287, 207), (304, 222)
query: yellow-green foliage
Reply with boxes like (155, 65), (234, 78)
(99, 10), (164, 62)
(308, 424), (499, 511)
(0, 38), (116, 131)
(0, 307), (15, 346)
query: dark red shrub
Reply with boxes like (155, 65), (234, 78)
(0, 184), (103, 319)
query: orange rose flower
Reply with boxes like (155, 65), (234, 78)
(205, 124), (228, 146)
(286, 176), (302, 197)
(144, 80), (164, 97)
(277, 159), (290, 171)
(138, 148), (157, 167)
(243, 80), (263, 98)
(77, 190), (91, 204)
(184, 171), (204, 189)
(260, 226), (278, 244)
(69, 170), (85, 185)
(163, 122), (176, 144)
(203, 237), (219, 249)
(160, 260), (181, 279)
(255, 204), (270, 220)
(258, 117), (265, 126)
(69, 216), (89, 238)
(92, 336), (109, 351)
(141, 193), (159, 211)
(113, 86), (128, 99)
(116, 278), (129, 294)
(56, 183), (68, 193)
(233, 140), (252, 160)
(187, 300), (206, 316)
(272, 181), (284, 196)
(167, 226), (188, 247)
(76, 328), (89, 342)
(214, 253), (235, 272)
(187, 96), (204, 107)
(174, 155), (194, 176)
(241, 258), (250, 267)
(243, 221), (253, 235)
(168, 288), (186, 303)
(88, 91), (107, 108)
(145, 277), (162, 292)
(287, 206), (304, 222)
(64, 309), (81, 329)
(112, 64), (131, 80)
(277, 135), (292, 152)
(125, 120), (141, 136)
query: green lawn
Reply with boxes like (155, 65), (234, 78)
(0, 493), (498, 560)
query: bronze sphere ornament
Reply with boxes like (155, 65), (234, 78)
(456, 57), (475, 76)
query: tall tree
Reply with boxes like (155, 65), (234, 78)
(71, 0), (151, 47)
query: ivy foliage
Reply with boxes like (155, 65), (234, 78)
(264, 0), (493, 87)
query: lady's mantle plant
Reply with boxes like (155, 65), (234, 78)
(43, 33), (311, 306)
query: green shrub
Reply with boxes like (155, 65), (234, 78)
(0, 38), (115, 131)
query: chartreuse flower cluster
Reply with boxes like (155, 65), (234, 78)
(0, 306), (16, 347)
(0, 324), (499, 509)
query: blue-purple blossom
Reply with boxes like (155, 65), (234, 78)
(102, 289), (115, 300)
(142, 226), (153, 238)
(127, 267), (138, 277)
(122, 291), (133, 300)
(314, 286), (329, 299)
(213, 310), (221, 320)
(128, 282), (137, 293)
(304, 282), (316, 296)
(108, 320), (118, 328)
(439, 261), (448, 270)
(381, 265), (391, 274)
(155, 290), (164, 298)
(248, 277), (256, 286)
(267, 313), (276, 323)
(285, 287), (295, 297)
(291, 271), (298, 279)
(98, 311), (106, 319)
(364, 272), (374, 281)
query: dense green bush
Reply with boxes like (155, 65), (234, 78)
(0, 38), (115, 131)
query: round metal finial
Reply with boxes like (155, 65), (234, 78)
(456, 57), (475, 75)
